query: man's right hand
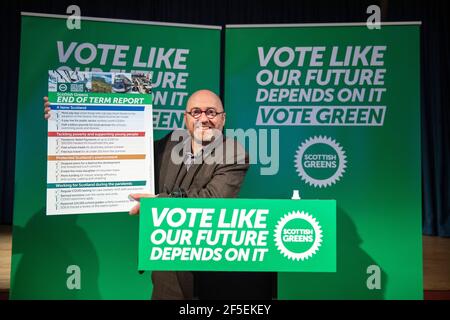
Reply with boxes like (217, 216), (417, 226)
(44, 96), (51, 120)
(128, 193), (158, 215)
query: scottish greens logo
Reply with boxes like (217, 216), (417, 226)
(58, 83), (68, 92)
(294, 135), (347, 188)
(274, 211), (322, 261)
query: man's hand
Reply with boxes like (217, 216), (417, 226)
(44, 96), (51, 120)
(128, 193), (158, 215)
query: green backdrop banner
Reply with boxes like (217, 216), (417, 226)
(139, 198), (336, 272)
(11, 13), (220, 299)
(224, 24), (422, 299)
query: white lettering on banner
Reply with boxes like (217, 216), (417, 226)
(150, 229), (193, 245)
(56, 41), (190, 118)
(151, 207), (269, 229)
(195, 230), (269, 246)
(256, 69), (385, 87)
(258, 46), (386, 68)
(112, 45), (129, 66)
(147, 207), (272, 262)
(258, 46), (326, 67)
(56, 41), (189, 70)
(256, 106), (386, 126)
(150, 247), (223, 261)
(254, 45), (388, 128)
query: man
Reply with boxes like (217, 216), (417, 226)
(44, 89), (259, 300)
(127, 89), (250, 300)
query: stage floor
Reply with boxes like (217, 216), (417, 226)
(1, 225), (449, 299)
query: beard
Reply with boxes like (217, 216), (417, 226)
(193, 123), (221, 144)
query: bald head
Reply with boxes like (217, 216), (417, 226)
(184, 89), (226, 143)
(186, 89), (223, 113)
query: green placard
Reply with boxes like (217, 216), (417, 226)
(139, 198), (336, 272)
(225, 24), (422, 299)
(11, 13), (220, 299)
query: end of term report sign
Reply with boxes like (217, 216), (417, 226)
(46, 70), (154, 215)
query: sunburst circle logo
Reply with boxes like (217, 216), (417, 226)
(274, 211), (323, 261)
(294, 135), (347, 188)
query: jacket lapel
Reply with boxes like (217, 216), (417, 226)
(179, 136), (226, 191)
(180, 163), (202, 191)
(159, 139), (183, 193)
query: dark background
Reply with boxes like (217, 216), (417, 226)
(0, 0), (449, 237)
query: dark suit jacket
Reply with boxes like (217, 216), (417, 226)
(154, 130), (249, 198)
(151, 130), (250, 300)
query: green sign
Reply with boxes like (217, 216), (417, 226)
(225, 24), (422, 299)
(11, 13), (220, 299)
(139, 198), (336, 272)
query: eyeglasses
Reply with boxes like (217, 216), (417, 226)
(186, 108), (224, 119)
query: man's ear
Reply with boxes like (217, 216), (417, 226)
(222, 112), (226, 127)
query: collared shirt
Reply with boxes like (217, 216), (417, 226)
(182, 133), (223, 171)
